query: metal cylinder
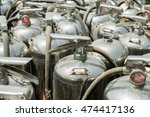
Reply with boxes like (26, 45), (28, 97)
(0, 66), (36, 100)
(103, 75), (150, 100)
(29, 33), (71, 99)
(0, 0), (11, 15)
(91, 36), (129, 66)
(53, 53), (106, 100)
(13, 24), (42, 46)
(119, 32), (150, 55)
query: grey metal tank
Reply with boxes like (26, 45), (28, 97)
(85, 2), (124, 40)
(97, 22), (129, 39)
(29, 33), (70, 59)
(103, 74), (150, 100)
(17, 17), (44, 28)
(89, 15), (113, 40)
(0, 35), (29, 57)
(12, 16), (42, 45)
(0, 66), (37, 100)
(17, 8), (45, 27)
(29, 33), (70, 99)
(46, 12), (86, 35)
(86, 13), (112, 27)
(53, 47), (106, 100)
(0, 0), (12, 15)
(56, 20), (84, 35)
(119, 32), (150, 55)
(91, 36), (129, 66)
(29, 11), (86, 99)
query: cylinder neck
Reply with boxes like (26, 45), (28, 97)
(134, 26), (144, 35)
(103, 35), (113, 42)
(74, 47), (87, 62)
(96, 1), (100, 15)
(125, 0), (134, 9)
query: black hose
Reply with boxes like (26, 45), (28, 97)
(7, 17), (18, 24)
(12, 0), (22, 8)
(75, 5), (87, 11)
(6, 0), (22, 19)
(82, 67), (128, 100)
(133, 0), (142, 7)
(74, 0), (84, 6)
(73, 12), (89, 36)
(6, 8), (13, 19)
(9, 9), (20, 18)
(30, 0), (56, 3)
(83, 6), (96, 24)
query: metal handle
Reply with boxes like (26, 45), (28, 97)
(125, 55), (150, 67)
(0, 65), (39, 85)
(100, 4), (123, 13)
(19, 7), (43, 14)
(25, 1), (47, 7)
(120, 14), (149, 24)
(0, 57), (32, 65)
(50, 33), (91, 41)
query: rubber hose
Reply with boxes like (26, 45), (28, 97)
(75, 5), (87, 11)
(74, 0), (84, 6)
(82, 67), (128, 100)
(7, 17), (18, 24)
(48, 44), (117, 68)
(73, 12), (89, 36)
(83, 6), (96, 24)
(9, 9), (19, 18)
(6, 0), (22, 19)
(87, 46), (118, 67)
